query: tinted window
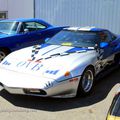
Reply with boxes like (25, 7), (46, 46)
(21, 22), (46, 32)
(36, 22), (46, 29)
(99, 30), (114, 42)
(111, 33), (117, 41)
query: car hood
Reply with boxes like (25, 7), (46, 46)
(0, 44), (96, 79)
(0, 33), (10, 38)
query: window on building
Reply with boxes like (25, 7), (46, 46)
(0, 11), (8, 20)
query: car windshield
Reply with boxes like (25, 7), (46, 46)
(47, 30), (100, 48)
(0, 22), (19, 34)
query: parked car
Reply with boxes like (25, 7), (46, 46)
(0, 27), (120, 98)
(106, 88), (120, 120)
(0, 18), (65, 61)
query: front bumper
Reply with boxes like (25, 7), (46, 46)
(3, 85), (77, 98)
(0, 68), (80, 98)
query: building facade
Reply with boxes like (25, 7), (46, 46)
(0, 0), (34, 19)
(35, 0), (120, 34)
(0, 0), (120, 34)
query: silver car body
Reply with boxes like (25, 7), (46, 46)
(0, 27), (119, 98)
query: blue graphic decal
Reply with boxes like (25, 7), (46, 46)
(16, 61), (59, 74)
(40, 44), (50, 49)
(17, 61), (29, 67)
(31, 44), (51, 60)
(45, 70), (59, 75)
(2, 60), (11, 66)
(45, 81), (53, 88)
(91, 28), (105, 32)
(16, 61), (43, 71)
(66, 47), (87, 53)
(31, 64), (43, 71)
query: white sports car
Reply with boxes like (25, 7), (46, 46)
(0, 27), (120, 98)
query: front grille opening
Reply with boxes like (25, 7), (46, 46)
(23, 88), (47, 95)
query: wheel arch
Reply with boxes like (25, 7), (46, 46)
(0, 47), (11, 61)
(83, 64), (95, 76)
(0, 47), (11, 53)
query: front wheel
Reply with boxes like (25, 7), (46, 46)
(77, 67), (95, 96)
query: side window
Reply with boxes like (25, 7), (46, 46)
(35, 22), (46, 29)
(24, 22), (37, 32)
(19, 24), (24, 33)
(111, 33), (117, 41)
(99, 31), (111, 42)
(19, 22), (47, 33)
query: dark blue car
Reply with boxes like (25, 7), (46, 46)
(0, 18), (65, 61)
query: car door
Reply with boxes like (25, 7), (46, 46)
(98, 30), (116, 67)
(13, 21), (48, 50)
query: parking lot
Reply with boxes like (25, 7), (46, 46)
(0, 68), (120, 120)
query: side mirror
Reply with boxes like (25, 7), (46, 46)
(45, 38), (50, 43)
(100, 42), (109, 49)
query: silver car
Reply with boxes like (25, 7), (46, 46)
(0, 27), (120, 98)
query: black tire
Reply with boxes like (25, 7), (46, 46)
(77, 66), (95, 97)
(0, 48), (10, 62)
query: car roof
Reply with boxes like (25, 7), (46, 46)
(0, 18), (52, 27)
(64, 26), (108, 32)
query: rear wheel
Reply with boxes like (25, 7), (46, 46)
(0, 49), (10, 62)
(77, 67), (95, 96)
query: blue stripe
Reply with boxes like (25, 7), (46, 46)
(90, 28), (106, 32)
(40, 44), (51, 49)
(66, 47), (88, 53)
